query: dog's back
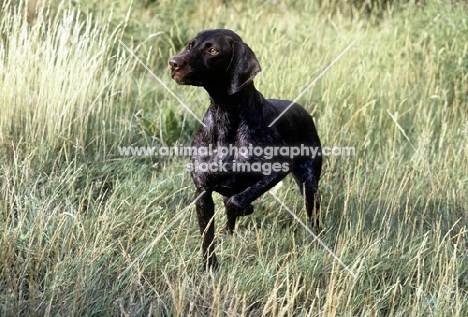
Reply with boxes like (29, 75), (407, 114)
(266, 99), (321, 149)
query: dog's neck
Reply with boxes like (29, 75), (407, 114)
(204, 83), (264, 126)
(200, 83), (266, 144)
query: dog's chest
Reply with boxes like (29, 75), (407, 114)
(190, 121), (288, 192)
(193, 124), (268, 165)
(189, 106), (289, 190)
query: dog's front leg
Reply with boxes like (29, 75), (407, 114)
(195, 189), (218, 270)
(225, 172), (287, 215)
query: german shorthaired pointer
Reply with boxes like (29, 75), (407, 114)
(169, 29), (322, 270)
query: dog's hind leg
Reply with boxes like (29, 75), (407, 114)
(291, 160), (321, 230)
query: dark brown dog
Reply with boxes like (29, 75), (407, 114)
(169, 29), (322, 270)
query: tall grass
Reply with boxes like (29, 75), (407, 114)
(2, 2), (110, 149)
(1, 0), (467, 316)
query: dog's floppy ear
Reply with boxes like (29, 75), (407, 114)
(226, 39), (261, 95)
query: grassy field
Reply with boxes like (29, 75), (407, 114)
(1, 0), (467, 315)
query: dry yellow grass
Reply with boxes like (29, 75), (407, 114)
(0, 0), (467, 315)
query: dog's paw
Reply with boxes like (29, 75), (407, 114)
(226, 197), (254, 216)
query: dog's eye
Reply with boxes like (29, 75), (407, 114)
(207, 48), (219, 55)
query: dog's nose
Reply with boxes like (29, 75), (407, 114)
(169, 56), (184, 70)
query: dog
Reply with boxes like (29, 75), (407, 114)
(169, 29), (322, 270)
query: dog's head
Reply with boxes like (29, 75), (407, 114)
(169, 29), (261, 95)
